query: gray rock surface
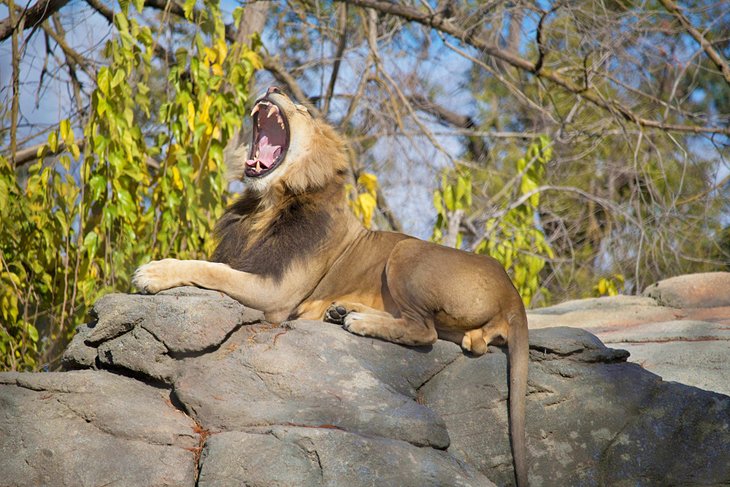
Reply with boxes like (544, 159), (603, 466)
(199, 428), (494, 487)
(2, 279), (730, 487)
(0, 370), (198, 487)
(528, 274), (730, 396)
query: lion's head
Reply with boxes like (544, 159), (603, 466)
(234, 87), (348, 194)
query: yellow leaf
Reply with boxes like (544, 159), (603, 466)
(242, 50), (263, 70)
(215, 38), (228, 62)
(70, 143), (81, 160)
(187, 101), (196, 131)
(357, 172), (378, 195)
(171, 166), (183, 190)
(203, 47), (216, 66)
(357, 193), (377, 229)
(60, 119), (73, 144)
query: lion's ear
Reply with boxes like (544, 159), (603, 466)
(226, 143), (250, 182)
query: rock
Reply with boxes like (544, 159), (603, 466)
(4, 274), (730, 486)
(60, 323), (97, 370)
(198, 428), (494, 487)
(63, 287), (264, 374)
(172, 320), (457, 449)
(421, 327), (730, 486)
(528, 285), (730, 396)
(643, 272), (730, 308)
(0, 370), (198, 487)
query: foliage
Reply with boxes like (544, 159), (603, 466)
(432, 170), (472, 249)
(346, 172), (379, 229)
(592, 274), (625, 297)
(473, 137), (555, 307)
(0, 0), (259, 371)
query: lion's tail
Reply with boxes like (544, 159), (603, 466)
(508, 305), (529, 487)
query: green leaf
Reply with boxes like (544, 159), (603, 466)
(114, 12), (129, 33)
(183, 0), (196, 20)
(111, 69), (126, 89)
(444, 185), (454, 212)
(27, 324), (39, 343)
(89, 174), (107, 200)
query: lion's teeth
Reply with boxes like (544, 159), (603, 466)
(251, 105), (260, 116)
(256, 161), (262, 172)
(267, 106), (278, 118)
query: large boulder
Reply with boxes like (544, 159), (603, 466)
(528, 273), (730, 397)
(2, 280), (729, 486)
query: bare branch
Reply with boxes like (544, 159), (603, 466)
(657, 0), (730, 86)
(42, 21), (96, 79)
(0, 0), (70, 42)
(84, 0), (114, 23)
(322, 3), (349, 116)
(407, 93), (488, 162)
(339, 0), (730, 136)
(7, 140), (84, 168)
(261, 55), (322, 118)
(8, 0), (23, 166)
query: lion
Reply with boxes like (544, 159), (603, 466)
(133, 86), (529, 487)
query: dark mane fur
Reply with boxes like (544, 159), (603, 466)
(211, 179), (344, 281)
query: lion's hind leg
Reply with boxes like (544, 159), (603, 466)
(325, 302), (437, 347)
(344, 313), (437, 347)
(461, 316), (509, 356)
(323, 301), (392, 325)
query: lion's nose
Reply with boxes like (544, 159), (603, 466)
(267, 86), (282, 95)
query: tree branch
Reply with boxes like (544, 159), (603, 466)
(322, 3), (348, 116)
(339, 0), (730, 136)
(261, 54), (322, 118)
(407, 93), (488, 162)
(84, 0), (114, 23)
(0, 0), (70, 42)
(657, 0), (730, 86)
(42, 21), (96, 79)
(8, 0), (24, 166)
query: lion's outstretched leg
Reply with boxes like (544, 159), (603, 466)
(133, 258), (303, 320)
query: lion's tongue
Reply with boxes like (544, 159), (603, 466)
(246, 135), (281, 169)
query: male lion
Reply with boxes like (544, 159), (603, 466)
(133, 86), (529, 487)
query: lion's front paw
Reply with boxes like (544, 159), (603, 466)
(132, 259), (187, 294)
(323, 303), (349, 325)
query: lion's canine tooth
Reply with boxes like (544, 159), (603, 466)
(255, 161), (262, 172)
(267, 105), (278, 118)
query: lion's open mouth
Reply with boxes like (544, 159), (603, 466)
(245, 98), (290, 178)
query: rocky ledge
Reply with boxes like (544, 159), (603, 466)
(2, 274), (730, 486)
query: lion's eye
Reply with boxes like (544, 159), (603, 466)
(295, 104), (309, 114)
